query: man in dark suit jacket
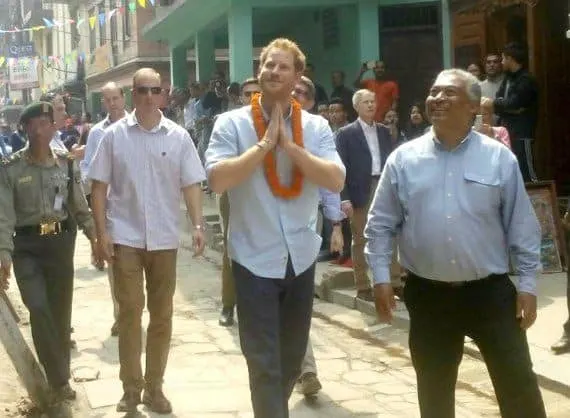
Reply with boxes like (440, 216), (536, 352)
(336, 89), (401, 301)
(483, 42), (538, 182)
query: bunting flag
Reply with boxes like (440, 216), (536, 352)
(0, 1), (156, 35)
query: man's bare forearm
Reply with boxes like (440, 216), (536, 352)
(285, 144), (344, 192)
(182, 183), (203, 227)
(208, 144), (268, 193)
(90, 181), (109, 238)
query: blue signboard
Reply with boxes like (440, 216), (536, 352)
(5, 42), (35, 58)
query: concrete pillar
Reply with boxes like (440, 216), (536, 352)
(170, 45), (188, 89)
(228, 0), (253, 83)
(441, 0), (452, 68)
(196, 31), (216, 83)
(357, 1), (380, 63)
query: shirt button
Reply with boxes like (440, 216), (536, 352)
(448, 237), (453, 242)
(448, 172), (453, 177)
(450, 259), (456, 264)
(447, 193), (452, 197)
(447, 215), (452, 220)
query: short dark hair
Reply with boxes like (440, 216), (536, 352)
(503, 42), (526, 66)
(241, 77), (259, 91)
(332, 70), (345, 79)
(227, 82), (240, 96)
(329, 98), (345, 108)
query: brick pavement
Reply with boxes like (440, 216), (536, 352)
(0, 201), (569, 416)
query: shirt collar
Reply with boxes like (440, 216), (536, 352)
(358, 117), (375, 130)
(23, 145), (64, 168)
(431, 127), (472, 151)
(258, 96), (293, 122)
(126, 110), (169, 133)
(104, 110), (127, 127)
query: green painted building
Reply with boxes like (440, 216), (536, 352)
(144, 0), (452, 115)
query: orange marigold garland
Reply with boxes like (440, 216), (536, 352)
(251, 93), (304, 199)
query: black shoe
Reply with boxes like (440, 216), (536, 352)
(551, 333), (570, 354)
(299, 372), (322, 397)
(142, 388), (172, 414)
(317, 250), (335, 262)
(116, 391), (141, 413)
(111, 321), (119, 337)
(51, 383), (76, 403)
(356, 288), (374, 302)
(219, 306), (234, 327)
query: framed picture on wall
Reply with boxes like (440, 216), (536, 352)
(526, 181), (566, 273)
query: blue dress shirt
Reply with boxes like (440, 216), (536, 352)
(364, 129), (541, 294)
(205, 104), (345, 279)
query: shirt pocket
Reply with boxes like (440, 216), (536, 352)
(463, 172), (500, 214)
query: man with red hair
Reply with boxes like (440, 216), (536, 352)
(205, 39), (345, 417)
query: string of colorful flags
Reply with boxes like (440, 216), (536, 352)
(0, 52), (89, 70)
(0, 0), (155, 35)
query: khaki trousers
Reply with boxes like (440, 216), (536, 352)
(108, 264), (119, 321)
(219, 192), (235, 308)
(113, 245), (177, 392)
(350, 178), (402, 291)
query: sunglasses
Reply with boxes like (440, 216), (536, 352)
(135, 86), (162, 95)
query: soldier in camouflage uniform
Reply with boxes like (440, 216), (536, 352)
(0, 102), (100, 401)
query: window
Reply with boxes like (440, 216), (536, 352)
(46, 31), (53, 57)
(89, 8), (96, 53)
(111, 5), (118, 64)
(123, 0), (131, 46)
(98, 2), (106, 46)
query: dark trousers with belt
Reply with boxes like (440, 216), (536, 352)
(233, 258), (315, 418)
(13, 230), (75, 389)
(404, 273), (546, 418)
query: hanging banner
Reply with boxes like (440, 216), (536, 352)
(8, 57), (39, 90)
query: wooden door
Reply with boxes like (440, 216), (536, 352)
(379, 4), (443, 120)
(452, 11), (486, 68)
(381, 29), (443, 117)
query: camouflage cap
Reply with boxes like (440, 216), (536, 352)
(19, 101), (54, 125)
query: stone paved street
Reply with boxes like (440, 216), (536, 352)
(1, 229), (570, 417)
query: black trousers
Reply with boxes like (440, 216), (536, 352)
(233, 258), (315, 418)
(404, 273), (546, 418)
(341, 217), (352, 257)
(511, 138), (538, 182)
(13, 230), (75, 388)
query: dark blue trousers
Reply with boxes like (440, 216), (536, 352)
(233, 258), (315, 418)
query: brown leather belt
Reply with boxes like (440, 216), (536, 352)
(15, 219), (71, 236)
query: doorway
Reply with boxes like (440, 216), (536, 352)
(379, 3), (443, 121)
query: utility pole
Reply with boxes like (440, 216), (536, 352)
(18, 0), (31, 104)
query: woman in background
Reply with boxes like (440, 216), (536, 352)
(404, 102), (430, 140)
